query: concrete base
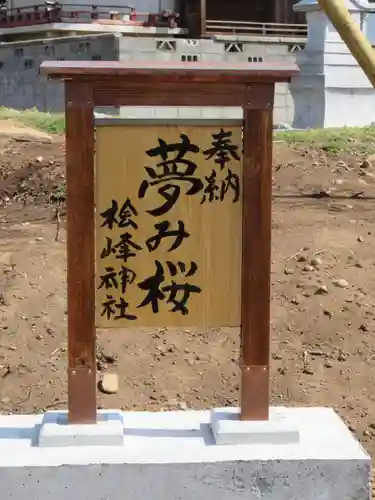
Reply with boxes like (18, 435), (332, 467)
(37, 410), (124, 447)
(0, 407), (370, 500)
(211, 407), (300, 445)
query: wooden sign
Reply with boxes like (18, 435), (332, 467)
(95, 121), (242, 328)
(40, 60), (299, 425)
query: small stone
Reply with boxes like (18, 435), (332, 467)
(338, 353), (347, 362)
(296, 255), (307, 262)
(363, 430), (371, 437)
(360, 159), (371, 169)
(303, 367), (314, 375)
(99, 373), (119, 394)
(178, 401), (188, 410)
(311, 257), (323, 267)
(369, 423), (375, 430)
(273, 353), (283, 360)
(332, 279), (349, 289)
(309, 350), (324, 356)
(35, 156), (44, 163)
(359, 324), (368, 332)
(324, 361), (333, 368)
(302, 265), (314, 272)
(284, 268), (294, 275)
(357, 236), (364, 242)
(291, 296), (301, 305)
(315, 285), (329, 295)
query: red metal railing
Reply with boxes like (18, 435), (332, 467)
(0, 4), (180, 29)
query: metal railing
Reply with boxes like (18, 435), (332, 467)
(0, 3), (180, 29)
(205, 20), (308, 38)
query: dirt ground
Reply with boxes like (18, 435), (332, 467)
(1, 122), (375, 465)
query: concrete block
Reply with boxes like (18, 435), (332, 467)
(177, 107), (203, 118)
(154, 107), (179, 119)
(211, 407), (300, 445)
(276, 82), (290, 94)
(119, 51), (135, 61)
(265, 43), (289, 56)
(200, 53), (223, 62)
(0, 407), (370, 500)
(119, 106), (155, 119)
(242, 43), (266, 56)
(38, 410), (124, 447)
(274, 92), (288, 108)
(198, 39), (225, 54)
(201, 107), (242, 119)
(119, 37), (157, 52)
(176, 39), (201, 53)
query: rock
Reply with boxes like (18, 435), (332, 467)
(178, 401), (188, 410)
(284, 267), (294, 275)
(302, 265), (314, 272)
(357, 236), (364, 242)
(311, 257), (323, 267)
(332, 279), (349, 289)
(99, 373), (118, 394)
(324, 361), (333, 368)
(303, 367), (315, 375)
(309, 350), (325, 357)
(315, 285), (329, 295)
(291, 296), (301, 305)
(338, 353), (347, 362)
(360, 159), (372, 169)
(273, 354), (283, 360)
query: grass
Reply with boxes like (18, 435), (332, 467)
(276, 125), (375, 155)
(0, 107), (65, 134)
(1, 107), (375, 156)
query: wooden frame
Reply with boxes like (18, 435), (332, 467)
(40, 60), (298, 424)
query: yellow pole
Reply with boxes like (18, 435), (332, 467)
(317, 0), (375, 87)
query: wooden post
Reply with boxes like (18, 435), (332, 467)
(65, 81), (97, 424)
(240, 96), (273, 421)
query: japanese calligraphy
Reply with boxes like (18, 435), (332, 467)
(95, 124), (242, 328)
(138, 134), (204, 216)
(201, 129), (241, 205)
(137, 260), (201, 315)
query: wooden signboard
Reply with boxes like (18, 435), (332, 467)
(95, 120), (242, 328)
(40, 61), (299, 425)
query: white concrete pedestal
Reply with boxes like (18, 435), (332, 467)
(211, 407), (300, 445)
(37, 410), (124, 447)
(0, 407), (370, 500)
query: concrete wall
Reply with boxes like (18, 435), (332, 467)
(0, 33), (120, 112)
(0, 33), (301, 124)
(118, 36), (301, 123)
